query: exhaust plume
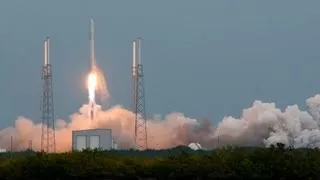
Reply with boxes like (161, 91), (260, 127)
(2, 94), (320, 151)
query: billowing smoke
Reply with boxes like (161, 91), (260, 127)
(2, 94), (320, 152)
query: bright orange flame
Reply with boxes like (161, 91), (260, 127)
(87, 72), (97, 102)
(92, 65), (109, 100)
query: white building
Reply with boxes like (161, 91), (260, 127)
(0, 149), (6, 153)
(72, 128), (116, 151)
(188, 142), (202, 150)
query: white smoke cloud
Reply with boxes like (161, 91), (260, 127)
(2, 94), (320, 152)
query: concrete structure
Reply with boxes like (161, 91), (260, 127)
(72, 128), (114, 151)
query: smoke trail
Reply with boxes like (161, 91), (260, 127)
(2, 94), (320, 152)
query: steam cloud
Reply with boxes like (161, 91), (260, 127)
(2, 94), (320, 152)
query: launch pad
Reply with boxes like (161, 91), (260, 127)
(38, 17), (148, 152)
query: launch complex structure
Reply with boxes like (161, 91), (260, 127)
(39, 18), (148, 152)
(40, 37), (56, 153)
(132, 38), (148, 150)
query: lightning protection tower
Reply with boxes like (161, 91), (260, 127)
(132, 38), (148, 150)
(41, 37), (56, 153)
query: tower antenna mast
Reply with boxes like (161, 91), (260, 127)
(41, 37), (56, 153)
(132, 38), (148, 150)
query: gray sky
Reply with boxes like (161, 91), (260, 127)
(0, 1), (320, 128)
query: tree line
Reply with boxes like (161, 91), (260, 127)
(0, 143), (319, 179)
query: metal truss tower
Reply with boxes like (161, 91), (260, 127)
(41, 37), (56, 153)
(132, 38), (148, 150)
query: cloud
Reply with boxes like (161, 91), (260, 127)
(2, 94), (320, 152)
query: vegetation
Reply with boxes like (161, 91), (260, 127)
(0, 143), (319, 179)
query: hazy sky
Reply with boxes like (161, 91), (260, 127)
(0, 1), (320, 128)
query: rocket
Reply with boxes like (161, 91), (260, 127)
(87, 17), (109, 120)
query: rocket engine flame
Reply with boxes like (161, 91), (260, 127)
(87, 72), (97, 103)
(92, 65), (109, 101)
(87, 71), (99, 120)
